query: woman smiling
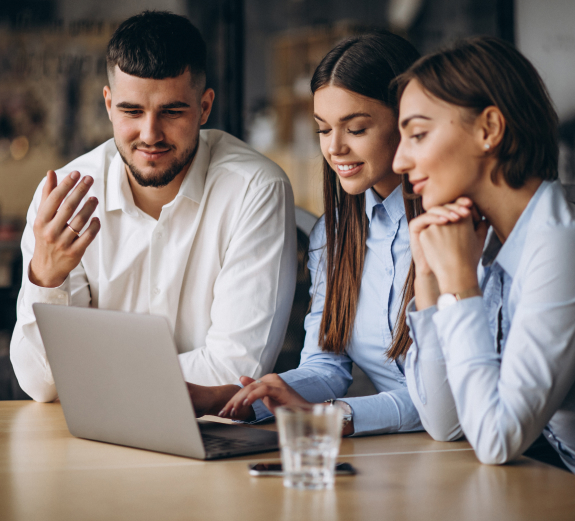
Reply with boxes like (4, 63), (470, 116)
(187, 32), (424, 437)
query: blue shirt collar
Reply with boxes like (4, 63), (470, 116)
(482, 181), (550, 277)
(365, 183), (405, 225)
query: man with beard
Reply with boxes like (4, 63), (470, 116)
(11, 11), (297, 402)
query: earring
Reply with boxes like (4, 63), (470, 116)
(484, 143), (491, 150)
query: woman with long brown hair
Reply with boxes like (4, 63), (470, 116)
(393, 36), (575, 471)
(188, 31), (423, 437)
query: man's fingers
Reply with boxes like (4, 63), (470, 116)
(51, 175), (95, 229)
(40, 171), (58, 206)
(38, 171), (85, 223)
(69, 217), (100, 254)
(64, 197), (99, 241)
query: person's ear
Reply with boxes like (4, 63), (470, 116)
(477, 106), (505, 153)
(200, 88), (215, 126)
(103, 86), (113, 121)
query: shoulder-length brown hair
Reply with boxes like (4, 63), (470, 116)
(311, 31), (422, 359)
(393, 36), (558, 188)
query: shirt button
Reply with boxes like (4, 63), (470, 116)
(153, 287), (160, 296)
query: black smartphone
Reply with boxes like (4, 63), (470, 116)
(248, 462), (356, 476)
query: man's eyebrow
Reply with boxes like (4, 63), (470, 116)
(161, 101), (190, 109)
(313, 112), (372, 123)
(116, 102), (143, 109)
(400, 115), (431, 128)
(115, 101), (191, 109)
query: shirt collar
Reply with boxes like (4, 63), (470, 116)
(365, 183), (405, 225)
(482, 180), (550, 277)
(106, 135), (210, 215)
(106, 152), (136, 215)
(177, 134), (209, 204)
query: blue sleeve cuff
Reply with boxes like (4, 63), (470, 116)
(339, 387), (423, 436)
(406, 298), (443, 361)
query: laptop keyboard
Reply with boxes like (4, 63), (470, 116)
(202, 433), (260, 452)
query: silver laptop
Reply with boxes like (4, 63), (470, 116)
(33, 303), (278, 460)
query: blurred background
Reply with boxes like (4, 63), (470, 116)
(1, 0), (574, 399)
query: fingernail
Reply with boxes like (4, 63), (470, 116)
(218, 410), (224, 417)
(243, 399), (249, 406)
(230, 408), (235, 417)
(83, 176), (93, 185)
(71, 171), (80, 180)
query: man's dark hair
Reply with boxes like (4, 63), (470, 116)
(106, 10), (207, 88)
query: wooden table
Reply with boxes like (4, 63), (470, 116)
(1, 401), (573, 521)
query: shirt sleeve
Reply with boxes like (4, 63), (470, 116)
(404, 299), (463, 441)
(248, 218), (352, 421)
(434, 228), (575, 464)
(177, 179), (297, 385)
(252, 218), (423, 436)
(10, 179), (92, 403)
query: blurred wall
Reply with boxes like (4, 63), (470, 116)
(516, 0), (575, 183)
(516, 0), (575, 120)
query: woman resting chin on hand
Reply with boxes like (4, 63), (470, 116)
(393, 36), (575, 472)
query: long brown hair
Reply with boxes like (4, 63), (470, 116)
(310, 32), (421, 358)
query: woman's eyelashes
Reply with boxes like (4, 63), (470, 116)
(315, 128), (366, 135)
(410, 131), (427, 141)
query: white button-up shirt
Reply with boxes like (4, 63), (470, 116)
(11, 129), (297, 402)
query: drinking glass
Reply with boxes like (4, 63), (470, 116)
(275, 404), (343, 490)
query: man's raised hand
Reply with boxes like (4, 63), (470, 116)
(29, 170), (100, 288)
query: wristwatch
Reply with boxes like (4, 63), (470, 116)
(437, 286), (482, 311)
(325, 399), (353, 428)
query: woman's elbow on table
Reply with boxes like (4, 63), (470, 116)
(422, 419), (464, 442)
(471, 434), (523, 466)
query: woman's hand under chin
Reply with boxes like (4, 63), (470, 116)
(418, 198), (489, 295)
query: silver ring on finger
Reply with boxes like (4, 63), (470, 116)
(255, 379), (262, 384)
(67, 223), (81, 237)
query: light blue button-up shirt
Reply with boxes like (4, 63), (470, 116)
(405, 180), (575, 471)
(252, 184), (422, 435)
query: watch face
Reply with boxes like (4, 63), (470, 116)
(437, 293), (458, 311)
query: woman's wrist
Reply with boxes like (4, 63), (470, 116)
(414, 272), (440, 310)
(436, 268), (479, 296)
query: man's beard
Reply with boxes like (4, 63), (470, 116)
(116, 138), (199, 188)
